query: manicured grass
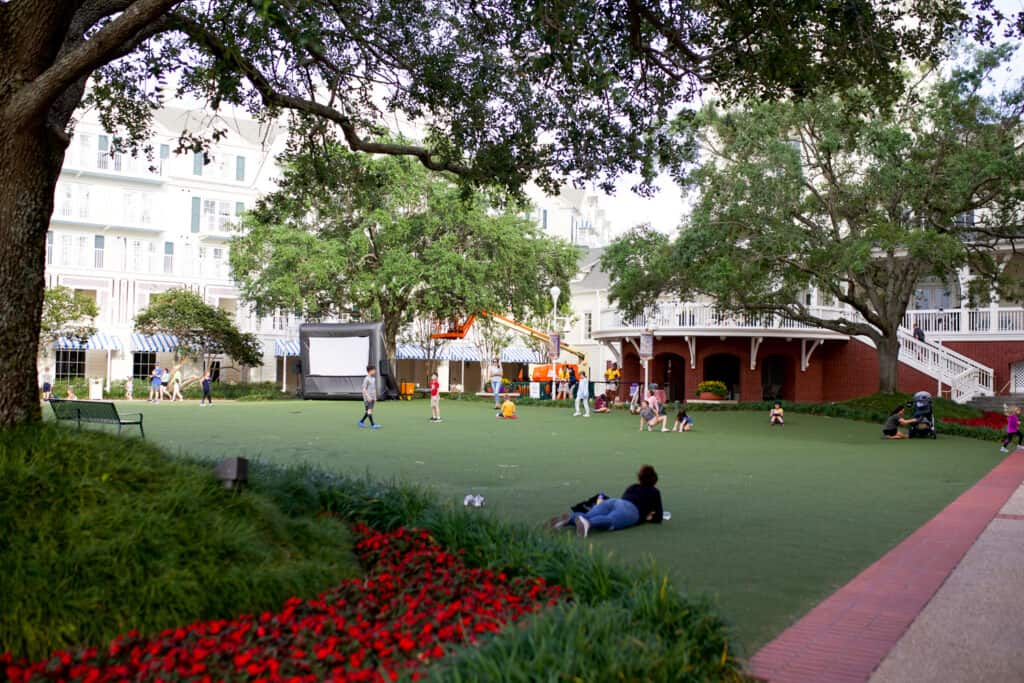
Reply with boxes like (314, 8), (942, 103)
(60, 398), (1004, 653)
(0, 425), (359, 661)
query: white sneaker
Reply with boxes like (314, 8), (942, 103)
(575, 516), (591, 538)
(1000, 447), (1008, 453)
(573, 412), (581, 417)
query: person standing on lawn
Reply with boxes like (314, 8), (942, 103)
(170, 365), (184, 402)
(487, 358), (503, 409)
(573, 370), (591, 417)
(124, 376), (134, 401)
(359, 365), (380, 429)
(199, 372), (213, 406)
(429, 372), (442, 423)
(149, 367), (162, 403)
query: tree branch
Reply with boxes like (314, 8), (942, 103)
(173, 15), (473, 177)
(3, 0), (184, 127)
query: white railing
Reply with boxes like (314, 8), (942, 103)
(599, 303), (853, 335)
(895, 329), (993, 402)
(902, 307), (1024, 337)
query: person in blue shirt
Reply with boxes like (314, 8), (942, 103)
(200, 372), (213, 406)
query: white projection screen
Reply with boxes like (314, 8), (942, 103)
(308, 336), (370, 376)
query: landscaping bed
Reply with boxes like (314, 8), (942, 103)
(1, 427), (742, 682)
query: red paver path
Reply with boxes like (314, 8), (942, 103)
(748, 451), (1024, 683)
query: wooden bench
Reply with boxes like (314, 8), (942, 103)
(49, 399), (145, 438)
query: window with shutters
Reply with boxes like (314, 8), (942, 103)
(94, 235), (104, 269)
(163, 241), (174, 274)
(202, 199), (235, 233)
(46, 232), (53, 266)
(58, 183), (73, 218)
(584, 312), (592, 340)
(59, 235), (72, 266)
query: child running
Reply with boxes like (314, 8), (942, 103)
(672, 409), (694, 432)
(639, 400), (669, 432)
(770, 402), (785, 426)
(429, 372), (442, 423)
(497, 396), (518, 419)
(1000, 405), (1022, 452)
(358, 365), (381, 429)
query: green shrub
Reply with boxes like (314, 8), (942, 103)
(244, 464), (743, 681)
(0, 426), (359, 660)
(695, 380), (729, 397)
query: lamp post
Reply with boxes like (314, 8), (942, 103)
(549, 285), (560, 401)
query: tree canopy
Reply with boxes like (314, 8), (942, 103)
(229, 143), (580, 365)
(603, 47), (1024, 393)
(39, 286), (99, 357)
(135, 288), (262, 368)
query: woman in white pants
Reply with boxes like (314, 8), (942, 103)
(573, 371), (591, 417)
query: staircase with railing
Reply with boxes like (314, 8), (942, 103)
(889, 329), (994, 403)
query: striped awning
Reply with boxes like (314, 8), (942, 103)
(501, 347), (546, 364)
(131, 332), (179, 352)
(275, 339), (301, 357)
(53, 333), (124, 351)
(394, 344), (543, 364)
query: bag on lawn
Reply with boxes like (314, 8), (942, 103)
(570, 493), (605, 513)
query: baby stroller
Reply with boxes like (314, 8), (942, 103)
(907, 390), (937, 439)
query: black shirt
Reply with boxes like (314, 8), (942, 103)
(621, 484), (663, 524)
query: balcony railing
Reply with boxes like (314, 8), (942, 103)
(598, 303), (852, 336)
(598, 302), (1024, 340)
(902, 308), (1024, 337)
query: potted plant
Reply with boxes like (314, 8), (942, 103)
(696, 380), (729, 400)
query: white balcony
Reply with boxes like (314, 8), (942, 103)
(595, 303), (850, 339)
(902, 308), (1024, 340)
(596, 302), (1024, 342)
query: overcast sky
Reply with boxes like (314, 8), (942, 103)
(597, 0), (1024, 238)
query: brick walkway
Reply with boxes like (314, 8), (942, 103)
(747, 451), (1024, 683)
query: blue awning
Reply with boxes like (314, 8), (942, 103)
(53, 333), (125, 351)
(274, 339), (301, 357)
(131, 332), (179, 353)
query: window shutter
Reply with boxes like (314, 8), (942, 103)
(98, 135), (109, 152)
(192, 151), (203, 176)
(164, 241), (174, 255)
(542, 209), (548, 230)
(159, 144), (170, 159)
(235, 201), (245, 216)
(235, 156), (246, 181)
(191, 197), (201, 233)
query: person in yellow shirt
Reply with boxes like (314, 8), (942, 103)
(605, 363), (621, 403)
(556, 366), (570, 400)
(497, 396), (518, 419)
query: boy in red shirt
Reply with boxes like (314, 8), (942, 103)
(429, 372), (442, 423)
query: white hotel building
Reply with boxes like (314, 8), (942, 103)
(42, 106), (618, 392)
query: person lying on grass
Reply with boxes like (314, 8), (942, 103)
(883, 405), (917, 439)
(639, 400), (669, 432)
(549, 464), (664, 538)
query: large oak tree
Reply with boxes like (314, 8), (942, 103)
(0, 1), (1017, 424)
(229, 143), (579, 374)
(603, 47), (1024, 393)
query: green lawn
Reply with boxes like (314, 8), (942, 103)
(73, 398), (1003, 654)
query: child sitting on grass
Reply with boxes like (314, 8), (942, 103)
(672, 409), (693, 432)
(770, 402), (785, 426)
(497, 396), (518, 420)
(594, 394), (610, 413)
(638, 400), (669, 432)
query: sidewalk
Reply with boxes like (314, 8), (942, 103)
(869, 483), (1024, 683)
(748, 452), (1024, 683)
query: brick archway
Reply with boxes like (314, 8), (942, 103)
(703, 353), (741, 400)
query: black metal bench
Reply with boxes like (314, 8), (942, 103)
(49, 399), (144, 438)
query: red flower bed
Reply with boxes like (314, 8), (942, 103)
(941, 411), (1006, 430)
(2, 526), (564, 682)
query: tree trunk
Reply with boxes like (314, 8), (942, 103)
(0, 120), (69, 425)
(876, 333), (901, 394)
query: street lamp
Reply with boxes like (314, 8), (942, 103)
(549, 285), (560, 401)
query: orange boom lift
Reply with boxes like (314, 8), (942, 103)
(431, 312), (588, 377)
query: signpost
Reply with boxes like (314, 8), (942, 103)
(640, 330), (654, 397)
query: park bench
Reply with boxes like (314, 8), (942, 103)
(49, 399), (145, 438)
